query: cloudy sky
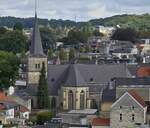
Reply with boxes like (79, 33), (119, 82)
(0, 0), (150, 21)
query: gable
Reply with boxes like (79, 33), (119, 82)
(111, 93), (145, 110)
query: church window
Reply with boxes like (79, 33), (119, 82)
(80, 90), (85, 109)
(68, 90), (74, 110)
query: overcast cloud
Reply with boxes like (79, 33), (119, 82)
(0, 0), (150, 21)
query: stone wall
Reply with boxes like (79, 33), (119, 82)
(27, 57), (47, 85)
(110, 93), (146, 128)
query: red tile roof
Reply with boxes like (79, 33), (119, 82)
(19, 105), (29, 113)
(92, 118), (110, 126)
(0, 91), (16, 103)
(128, 90), (147, 108)
(137, 67), (150, 77)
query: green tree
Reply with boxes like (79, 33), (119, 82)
(69, 48), (75, 61)
(0, 51), (19, 90)
(37, 111), (53, 125)
(13, 22), (23, 31)
(48, 48), (53, 59)
(0, 27), (7, 37)
(37, 63), (50, 109)
(40, 27), (56, 54)
(111, 28), (138, 43)
(0, 30), (27, 53)
(59, 48), (67, 61)
(93, 30), (104, 37)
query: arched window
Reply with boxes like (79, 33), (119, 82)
(80, 90), (85, 109)
(68, 90), (74, 110)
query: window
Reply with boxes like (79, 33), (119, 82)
(80, 90), (85, 109)
(132, 106), (134, 110)
(132, 114), (135, 121)
(68, 90), (74, 110)
(120, 114), (122, 121)
(51, 78), (55, 82)
(35, 64), (38, 69)
(38, 64), (40, 69)
(120, 106), (122, 109)
(90, 78), (94, 82)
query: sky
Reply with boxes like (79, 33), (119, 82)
(0, 0), (150, 21)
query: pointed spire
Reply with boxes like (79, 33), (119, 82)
(30, 0), (44, 56)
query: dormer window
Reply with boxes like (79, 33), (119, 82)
(51, 78), (55, 82)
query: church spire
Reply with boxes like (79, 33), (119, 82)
(30, 0), (44, 56)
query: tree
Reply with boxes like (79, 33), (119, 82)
(0, 27), (7, 37)
(69, 48), (75, 61)
(48, 48), (53, 59)
(0, 51), (19, 90)
(0, 30), (27, 53)
(37, 111), (53, 125)
(111, 28), (138, 43)
(13, 22), (23, 31)
(37, 63), (50, 109)
(59, 48), (67, 61)
(40, 27), (56, 54)
(93, 30), (104, 37)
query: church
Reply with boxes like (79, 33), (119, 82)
(26, 10), (133, 111)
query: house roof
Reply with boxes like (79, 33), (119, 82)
(30, 12), (44, 56)
(0, 92), (15, 103)
(19, 105), (29, 113)
(128, 90), (147, 108)
(114, 77), (150, 87)
(102, 88), (116, 102)
(48, 64), (131, 96)
(64, 65), (87, 87)
(92, 118), (110, 126)
(137, 67), (150, 77)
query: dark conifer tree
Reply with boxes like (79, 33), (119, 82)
(37, 63), (50, 109)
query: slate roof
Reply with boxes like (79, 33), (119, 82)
(102, 88), (116, 102)
(114, 77), (150, 86)
(48, 64), (131, 95)
(30, 12), (44, 56)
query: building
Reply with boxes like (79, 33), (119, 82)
(110, 90), (147, 128)
(27, 11), (47, 85)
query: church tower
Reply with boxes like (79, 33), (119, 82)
(27, 1), (47, 85)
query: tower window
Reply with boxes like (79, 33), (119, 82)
(38, 64), (40, 69)
(35, 64), (38, 69)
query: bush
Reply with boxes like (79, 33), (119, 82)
(37, 111), (53, 125)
